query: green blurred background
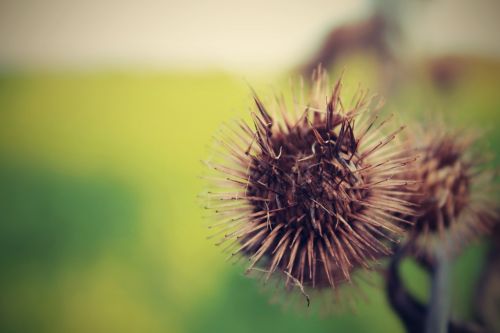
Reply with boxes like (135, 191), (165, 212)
(0, 1), (499, 332)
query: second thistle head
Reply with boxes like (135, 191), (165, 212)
(204, 68), (415, 298)
(404, 127), (498, 253)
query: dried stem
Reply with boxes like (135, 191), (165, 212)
(425, 246), (450, 333)
(386, 242), (486, 333)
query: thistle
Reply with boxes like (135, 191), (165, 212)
(405, 128), (498, 253)
(204, 68), (415, 298)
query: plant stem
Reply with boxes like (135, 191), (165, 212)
(425, 247), (450, 333)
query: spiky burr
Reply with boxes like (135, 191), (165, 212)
(204, 68), (415, 295)
(404, 128), (498, 253)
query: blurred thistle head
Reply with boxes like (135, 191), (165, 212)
(203, 67), (415, 300)
(405, 127), (498, 253)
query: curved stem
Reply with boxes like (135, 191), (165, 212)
(386, 243), (485, 333)
(386, 243), (426, 333)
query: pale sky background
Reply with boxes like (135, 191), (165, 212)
(0, 0), (499, 72)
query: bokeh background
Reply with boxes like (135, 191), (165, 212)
(0, 0), (499, 332)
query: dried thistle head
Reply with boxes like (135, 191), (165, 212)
(204, 68), (415, 297)
(405, 127), (498, 252)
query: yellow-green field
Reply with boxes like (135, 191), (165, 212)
(0, 62), (498, 332)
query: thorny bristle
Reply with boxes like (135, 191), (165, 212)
(203, 67), (415, 300)
(404, 127), (498, 254)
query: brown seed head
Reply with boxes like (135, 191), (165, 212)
(204, 68), (415, 295)
(405, 128), (498, 252)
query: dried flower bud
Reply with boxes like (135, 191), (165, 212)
(204, 69), (415, 296)
(405, 128), (498, 252)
